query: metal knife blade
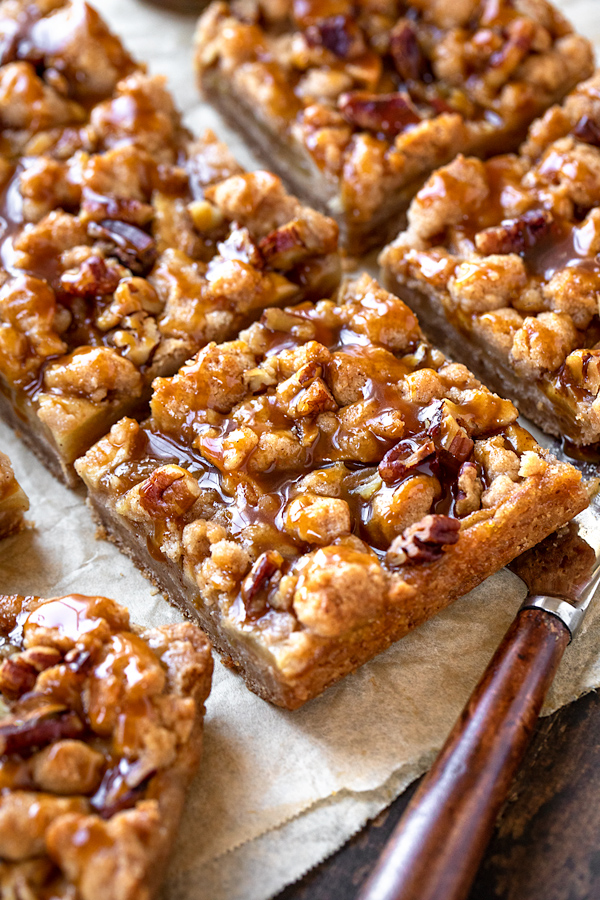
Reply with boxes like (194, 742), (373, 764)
(509, 419), (600, 638)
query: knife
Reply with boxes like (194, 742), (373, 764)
(356, 435), (600, 900)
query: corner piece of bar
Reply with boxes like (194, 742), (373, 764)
(380, 70), (600, 448)
(0, 591), (212, 899)
(0, 449), (29, 539)
(76, 274), (589, 709)
(194, 0), (593, 253)
(0, 0), (341, 486)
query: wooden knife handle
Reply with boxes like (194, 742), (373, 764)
(357, 607), (570, 900)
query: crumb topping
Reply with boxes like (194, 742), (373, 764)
(195, 0), (592, 226)
(0, 0), (340, 467)
(380, 71), (600, 443)
(77, 274), (566, 645)
(0, 592), (212, 900)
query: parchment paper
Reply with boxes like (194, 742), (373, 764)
(1, 1), (600, 897)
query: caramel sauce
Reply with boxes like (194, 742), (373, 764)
(526, 219), (600, 281)
(13, 594), (103, 644)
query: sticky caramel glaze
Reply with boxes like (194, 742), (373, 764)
(116, 295), (520, 632)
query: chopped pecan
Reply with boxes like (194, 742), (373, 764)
(338, 91), (421, 138)
(88, 220), (157, 275)
(81, 191), (154, 226)
(390, 514), (460, 564)
(378, 437), (435, 484)
(426, 402), (474, 466)
(139, 466), (200, 518)
(0, 702), (84, 755)
(455, 460), (483, 517)
(389, 20), (428, 82)
(305, 15), (366, 60)
(91, 760), (153, 819)
(259, 221), (311, 269)
(60, 255), (122, 298)
(474, 210), (553, 256)
(0, 656), (37, 698)
(0, 647), (62, 699)
(241, 551), (284, 618)
(572, 115), (600, 149)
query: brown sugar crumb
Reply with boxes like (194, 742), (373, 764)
(0, 0), (341, 486)
(0, 591), (212, 900)
(76, 274), (588, 709)
(380, 70), (600, 447)
(194, 0), (593, 253)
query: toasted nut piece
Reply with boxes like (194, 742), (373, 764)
(338, 91), (421, 138)
(241, 551), (284, 618)
(390, 514), (460, 564)
(378, 437), (435, 484)
(139, 466), (200, 518)
(475, 210), (553, 256)
(0, 702), (84, 755)
(455, 461), (483, 516)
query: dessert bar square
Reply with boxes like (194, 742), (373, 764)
(0, 591), (213, 899)
(194, 0), (593, 254)
(76, 274), (589, 709)
(0, 0), (340, 486)
(0, 449), (28, 539)
(380, 71), (600, 448)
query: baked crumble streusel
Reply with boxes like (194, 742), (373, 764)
(194, 0), (593, 254)
(380, 70), (600, 448)
(0, 449), (28, 539)
(76, 275), (589, 708)
(0, 0), (341, 486)
(0, 591), (213, 899)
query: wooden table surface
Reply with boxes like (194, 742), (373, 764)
(277, 687), (600, 900)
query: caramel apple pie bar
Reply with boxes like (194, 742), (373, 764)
(0, 0), (340, 486)
(380, 71), (600, 448)
(0, 450), (28, 539)
(194, 0), (593, 254)
(0, 591), (213, 899)
(76, 274), (588, 709)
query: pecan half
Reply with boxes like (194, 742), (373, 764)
(60, 255), (122, 298)
(0, 701), (84, 755)
(241, 551), (284, 619)
(305, 15), (366, 60)
(390, 514), (460, 564)
(139, 466), (200, 519)
(474, 209), (553, 256)
(88, 220), (157, 275)
(572, 115), (600, 149)
(378, 437), (435, 484)
(389, 19), (428, 82)
(338, 91), (421, 138)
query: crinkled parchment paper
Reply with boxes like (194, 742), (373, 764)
(2, 0), (600, 896)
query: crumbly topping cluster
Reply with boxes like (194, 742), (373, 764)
(380, 71), (600, 440)
(0, 449), (28, 538)
(77, 274), (558, 643)
(0, 592), (212, 900)
(196, 0), (592, 224)
(0, 0), (340, 465)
